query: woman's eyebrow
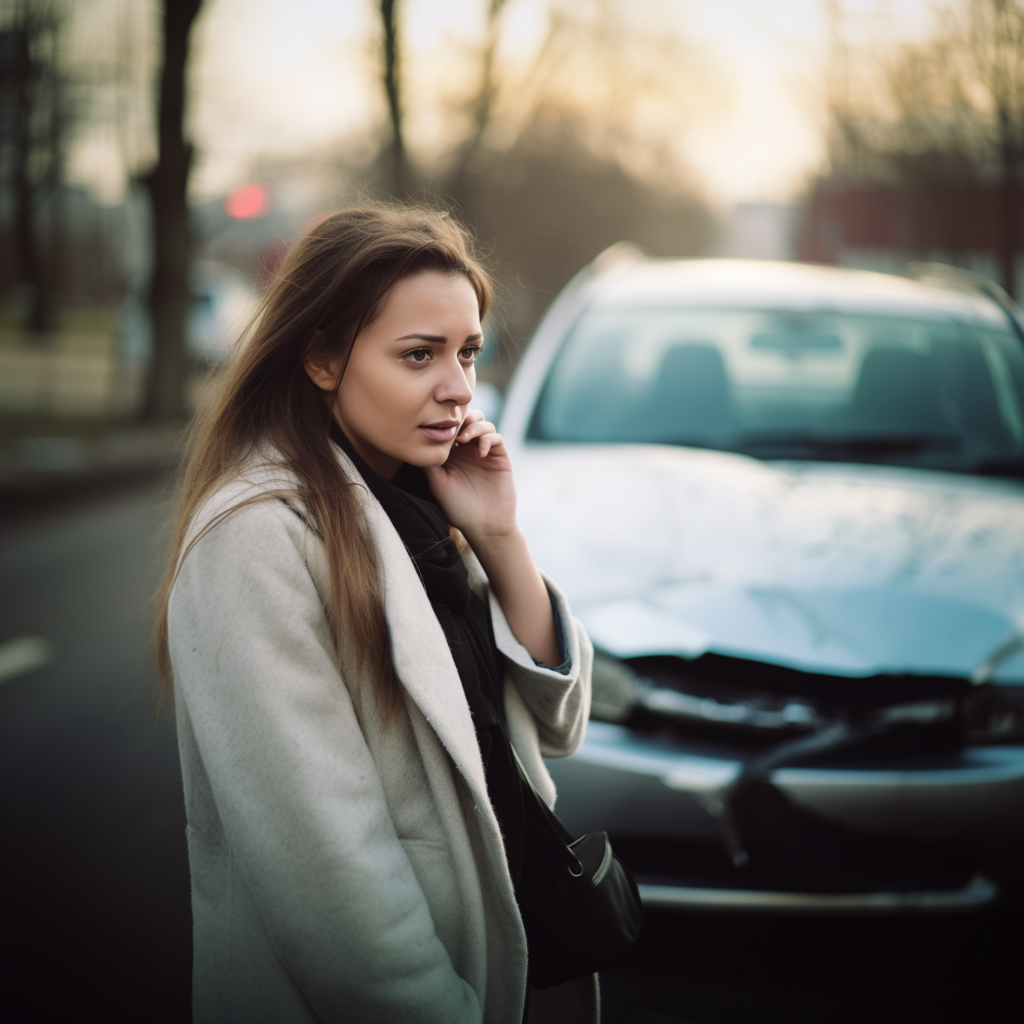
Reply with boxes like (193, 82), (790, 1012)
(395, 332), (484, 344)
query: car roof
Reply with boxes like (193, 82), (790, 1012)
(589, 258), (1010, 328)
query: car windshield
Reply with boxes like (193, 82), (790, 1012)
(528, 306), (1024, 473)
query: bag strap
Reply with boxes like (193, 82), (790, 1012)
(509, 742), (541, 798)
(510, 743), (585, 877)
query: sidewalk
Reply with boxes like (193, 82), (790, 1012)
(0, 424), (186, 516)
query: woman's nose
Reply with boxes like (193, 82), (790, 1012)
(435, 358), (474, 405)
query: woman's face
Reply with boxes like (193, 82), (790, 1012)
(311, 270), (483, 479)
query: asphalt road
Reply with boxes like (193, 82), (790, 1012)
(0, 482), (1020, 1023)
(0, 480), (189, 1021)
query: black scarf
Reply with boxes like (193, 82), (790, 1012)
(331, 424), (526, 893)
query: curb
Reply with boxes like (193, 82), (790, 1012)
(0, 426), (186, 518)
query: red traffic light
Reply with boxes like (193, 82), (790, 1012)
(225, 183), (272, 220)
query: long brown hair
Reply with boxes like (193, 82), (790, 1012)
(155, 204), (493, 722)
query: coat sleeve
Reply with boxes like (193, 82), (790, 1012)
(488, 572), (593, 760)
(168, 499), (481, 1024)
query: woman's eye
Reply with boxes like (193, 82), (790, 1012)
(404, 348), (432, 364)
(460, 346), (483, 362)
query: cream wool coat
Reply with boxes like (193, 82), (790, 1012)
(168, 445), (595, 1024)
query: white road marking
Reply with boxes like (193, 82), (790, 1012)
(0, 636), (52, 684)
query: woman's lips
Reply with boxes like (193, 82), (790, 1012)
(419, 421), (460, 442)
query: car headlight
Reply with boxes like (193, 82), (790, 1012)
(589, 652), (642, 723)
(588, 651), (824, 732)
(963, 685), (1024, 744)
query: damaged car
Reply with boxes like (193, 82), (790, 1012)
(501, 252), (1024, 911)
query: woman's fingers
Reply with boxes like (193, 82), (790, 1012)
(449, 417), (505, 460)
(451, 409), (508, 461)
(477, 431), (504, 457)
(456, 418), (495, 444)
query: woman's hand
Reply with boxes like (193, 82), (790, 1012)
(424, 408), (560, 666)
(423, 408), (516, 542)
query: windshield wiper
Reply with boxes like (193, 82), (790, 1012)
(968, 455), (1024, 478)
(727, 432), (963, 458)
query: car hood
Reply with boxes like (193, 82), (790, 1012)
(514, 444), (1024, 683)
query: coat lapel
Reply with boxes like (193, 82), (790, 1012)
(333, 447), (492, 807)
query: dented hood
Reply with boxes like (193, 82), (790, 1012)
(515, 444), (1024, 683)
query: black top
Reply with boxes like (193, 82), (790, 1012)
(330, 425), (527, 894)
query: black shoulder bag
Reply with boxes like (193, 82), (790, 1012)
(512, 747), (645, 989)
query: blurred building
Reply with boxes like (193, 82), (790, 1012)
(796, 179), (1022, 294)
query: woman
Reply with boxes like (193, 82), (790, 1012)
(157, 205), (596, 1023)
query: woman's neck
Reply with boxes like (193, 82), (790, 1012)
(331, 418), (402, 480)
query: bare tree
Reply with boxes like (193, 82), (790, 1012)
(379, 0), (405, 194)
(443, 0), (712, 206)
(141, 0), (202, 423)
(819, 0), (1024, 296)
(449, 0), (510, 223)
(957, 0), (1024, 295)
(0, 0), (72, 341)
(266, 0), (713, 363)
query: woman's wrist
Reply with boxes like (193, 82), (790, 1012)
(461, 522), (525, 558)
(468, 528), (560, 665)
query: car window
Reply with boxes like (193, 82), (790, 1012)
(528, 307), (1024, 473)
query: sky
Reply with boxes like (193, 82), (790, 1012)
(70, 0), (942, 210)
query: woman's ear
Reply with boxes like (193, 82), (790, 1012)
(303, 332), (344, 391)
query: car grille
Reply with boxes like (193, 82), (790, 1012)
(611, 653), (968, 752)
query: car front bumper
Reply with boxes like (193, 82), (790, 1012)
(546, 722), (1024, 910)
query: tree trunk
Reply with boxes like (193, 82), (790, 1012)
(999, 106), (1018, 299)
(7, 23), (55, 341)
(450, 0), (508, 226)
(380, 0), (405, 194)
(141, 0), (202, 422)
